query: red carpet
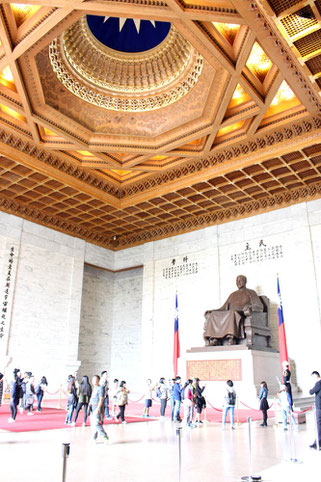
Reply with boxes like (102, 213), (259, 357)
(0, 398), (273, 432)
(0, 404), (155, 433)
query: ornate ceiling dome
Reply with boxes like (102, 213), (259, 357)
(49, 16), (203, 112)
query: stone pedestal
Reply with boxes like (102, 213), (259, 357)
(186, 345), (280, 408)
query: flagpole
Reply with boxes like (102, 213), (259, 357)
(173, 291), (180, 378)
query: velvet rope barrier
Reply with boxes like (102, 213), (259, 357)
(44, 388), (60, 396)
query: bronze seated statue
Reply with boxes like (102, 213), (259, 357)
(203, 275), (271, 348)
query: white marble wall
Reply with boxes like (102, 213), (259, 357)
(1, 198), (321, 398)
(0, 213), (85, 390)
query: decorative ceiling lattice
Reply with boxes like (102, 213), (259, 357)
(0, 0), (320, 250)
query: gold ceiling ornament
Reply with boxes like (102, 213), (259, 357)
(48, 17), (203, 112)
(246, 42), (272, 82)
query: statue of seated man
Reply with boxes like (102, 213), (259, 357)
(203, 275), (263, 346)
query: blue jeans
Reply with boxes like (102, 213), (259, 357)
(65, 404), (74, 423)
(222, 405), (234, 426)
(170, 397), (175, 420)
(282, 407), (296, 428)
(104, 396), (110, 418)
(174, 400), (181, 421)
(37, 392), (43, 411)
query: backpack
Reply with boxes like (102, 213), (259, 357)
(156, 387), (162, 398)
(227, 391), (236, 406)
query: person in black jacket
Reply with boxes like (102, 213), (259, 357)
(8, 368), (22, 423)
(309, 371), (321, 450)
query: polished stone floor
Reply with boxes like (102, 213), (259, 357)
(0, 412), (320, 482)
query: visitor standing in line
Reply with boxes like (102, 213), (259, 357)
(35, 376), (48, 412)
(142, 378), (154, 418)
(24, 375), (35, 415)
(222, 380), (236, 430)
(259, 381), (269, 427)
(157, 378), (168, 418)
(194, 378), (206, 424)
(173, 376), (183, 422)
(168, 378), (176, 421)
(73, 375), (92, 426)
(8, 368), (22, 423)
(89, 375), (109, 444)
(65, 376), (77, 424)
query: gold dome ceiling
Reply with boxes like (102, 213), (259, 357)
(49, 17), (203, 111)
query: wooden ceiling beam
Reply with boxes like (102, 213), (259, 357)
(233, 0), (321, 117)
(118, 125), (321, 207)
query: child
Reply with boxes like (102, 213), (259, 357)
(259, 381), (269, 427)
(278, 384), (299, 431)
(116, 381), (129, 423)
(222, 380), (236, 430)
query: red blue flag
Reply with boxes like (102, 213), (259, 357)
(173, 293), (180, 377)
(277, 276), (288, 367)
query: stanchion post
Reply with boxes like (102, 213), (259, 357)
(241, 417), (261, 481)
(176, 426), (182, 482)
(62, 443), (70, 482)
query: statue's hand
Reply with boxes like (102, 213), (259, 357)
(243, 304), (252, 316)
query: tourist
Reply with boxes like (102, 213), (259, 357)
(309, 371), (321, 449)
(111, 379), (119, 417)
(259, 381), (269, 427)
(8, 368), (22, 423)
(89, 375), (109, 444)
(116, 380), (129, 423)
(222, 380), (236, 430)
(156, 378), (168, 418)
(20, 371), (31, 413)
(0, 372), (3, 407)
(24, 375), (35, 415)
(278, 384), (299, 431)
(73, 375), (92, 426)
(184, 379), (195, 427)
(65, 376), (77, 424)
(173, 376), (183, 422)
(194, 378), (206, 424)
(142, 378), (154, 418)
(101, 371), (112, 421)
(168, 378), (176, 421)
(35, 376), (48, 412)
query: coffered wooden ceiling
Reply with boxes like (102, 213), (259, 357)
(0, 0), (321, 250)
